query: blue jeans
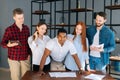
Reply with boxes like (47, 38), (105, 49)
(89, 56), (106, 72)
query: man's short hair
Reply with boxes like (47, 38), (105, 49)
(57, 28), (67, 35)
(13, 8), (23, 16)
(97, 12), (107, 19)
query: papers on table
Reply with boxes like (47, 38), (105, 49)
(49, 71), (105, 80)
(84, 74), (105, 80)
(49, 72), (76, 77)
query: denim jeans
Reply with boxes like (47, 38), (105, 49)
(89, 56), (106, 73)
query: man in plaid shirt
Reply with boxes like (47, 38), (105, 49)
(1, 8), (30, 80)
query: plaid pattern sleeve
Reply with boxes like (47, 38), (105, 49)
(1, 23), (30, 60)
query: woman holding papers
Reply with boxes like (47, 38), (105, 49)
(28, 22), (51, 72)
(64, 21), (90, 71)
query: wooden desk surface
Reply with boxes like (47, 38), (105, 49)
(22, 71), (115, 80)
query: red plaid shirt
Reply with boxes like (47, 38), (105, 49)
(1, 23), (30, 60)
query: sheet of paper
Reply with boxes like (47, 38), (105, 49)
(49, 72), (76, 77)
(92, 44), (104, 49)
(84, 74), (105, 80)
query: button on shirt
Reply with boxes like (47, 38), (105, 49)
(28, 35), (51, 65)
(46, 37), (77, 62)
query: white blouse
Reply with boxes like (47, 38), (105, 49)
(28, 35), (51, 65)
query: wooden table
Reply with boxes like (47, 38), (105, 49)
(22, 71), (115, 80)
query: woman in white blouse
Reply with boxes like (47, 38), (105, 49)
(28, 22), (51, 72)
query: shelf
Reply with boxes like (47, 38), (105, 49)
(56, 10), (70, 13)
(70, 8), (93, 12)
(31, 0), (94, 37)
(105, 5), (120, 10)
(32, 24), (75, 27)
(32, 0), (62, 3)
(116, 40), (120, 43)
(105, 1), (120, 78)
(32, 10), (50, 15)
(109, 56), (120, 77)
(45, 0), (62, 2)
(48, 27), (61, 29)
(106, 24), (120, 26)
(32, 25), (52, 27)
(32, 25), (61, 29)
(31, 24), (91, 27)
(52, 24), (75, 27)
(32, 0), (46, 3)
(32, 24), (91, 27)
(56, 8), (93, 13)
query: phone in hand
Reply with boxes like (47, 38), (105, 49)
(9, 40), (22, 46)
(33, 31), (39, 40)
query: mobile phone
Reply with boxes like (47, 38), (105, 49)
(18, 41), (22, 46)
(9, 40), (22, 46)
(37, 31), (39, 35)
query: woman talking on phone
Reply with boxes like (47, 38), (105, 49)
(28, 22), (51, 72)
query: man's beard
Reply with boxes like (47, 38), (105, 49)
(96, 23), (103, 27)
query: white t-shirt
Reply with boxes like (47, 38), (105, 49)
(28, 35), (51, 65)
(46, 37), (77, 62)
(90, 29), (101, 57)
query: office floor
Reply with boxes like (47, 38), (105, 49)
(0, 68), (11, 80)
(0, 68), (119, 80)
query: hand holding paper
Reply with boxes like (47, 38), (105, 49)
(90, 44), (104, 52)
